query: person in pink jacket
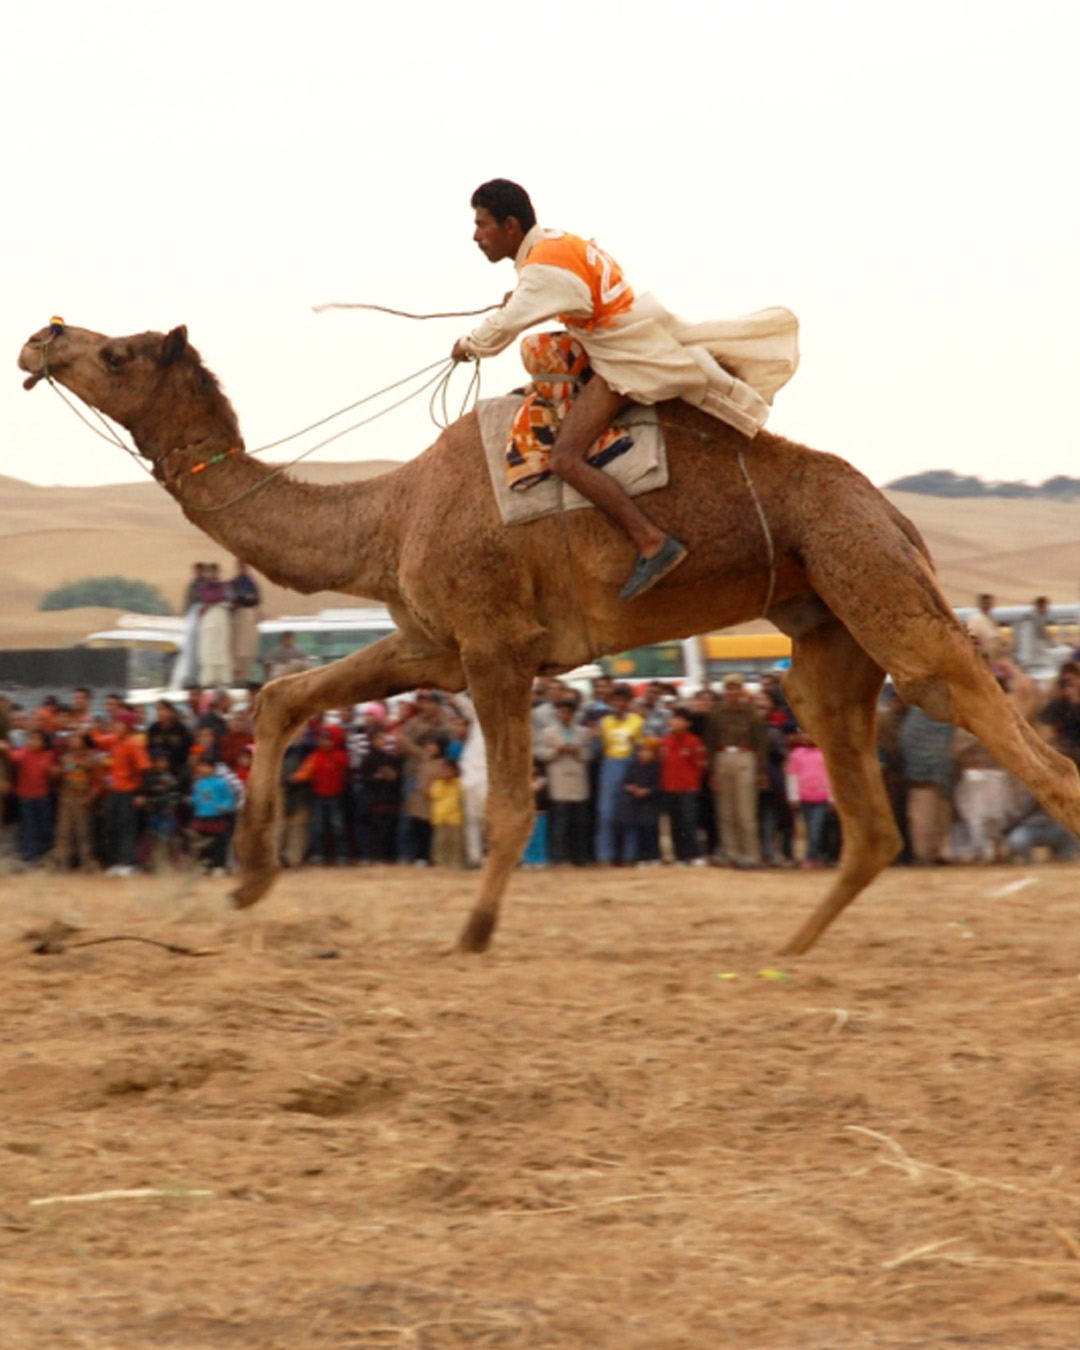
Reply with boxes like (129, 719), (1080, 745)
(787, 735), (832, 868)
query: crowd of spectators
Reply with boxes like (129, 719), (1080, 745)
(5, 599), (1080, 877)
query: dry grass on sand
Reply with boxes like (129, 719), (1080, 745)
(3, 862), (1080, 1348)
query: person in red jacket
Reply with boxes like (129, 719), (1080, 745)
(5, 728), (55, 864)
(292, 726), (350, 864)
(660, 707), (708, 864)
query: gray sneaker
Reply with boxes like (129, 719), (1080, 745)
(619, 535), (689, 602)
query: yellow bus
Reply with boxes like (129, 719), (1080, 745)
(599, 630), (793, 691)
(702, 631), (792, 682)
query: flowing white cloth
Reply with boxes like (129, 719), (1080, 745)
(452, 693), (488, 866)
(198, 604), (232, 688)
(461, 224), (799, 438)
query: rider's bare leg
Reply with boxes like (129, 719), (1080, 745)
(548, 374), (666, 557)
(549, 373), (688, 600)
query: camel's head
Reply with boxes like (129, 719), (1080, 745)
(19, 321), (189, 419)
(18, 322), (239, 464)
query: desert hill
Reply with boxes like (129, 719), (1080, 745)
(0, 461), (1077, 649)
(0, 460), (400, 648)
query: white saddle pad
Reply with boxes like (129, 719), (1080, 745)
(476, 395), (668, 527)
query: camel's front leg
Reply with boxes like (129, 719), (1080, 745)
(456, 655), (537, 952)
(233, 633), (464, 909)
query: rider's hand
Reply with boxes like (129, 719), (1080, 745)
(451, 339), (471, 363)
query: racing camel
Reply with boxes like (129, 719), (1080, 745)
(18, 322), (1080, 953)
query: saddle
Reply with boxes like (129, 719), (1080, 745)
(478, 332), (667, 527)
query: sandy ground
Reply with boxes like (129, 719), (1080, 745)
(3, 861), (1080, 1349)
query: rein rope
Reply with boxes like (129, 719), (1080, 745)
(737, 447), (777, 618)
(161, 356), (470, 515)
(37, 335), (482, 513)
(313, 301), (497, 320)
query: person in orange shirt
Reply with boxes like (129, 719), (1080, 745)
(452, 179), (687, 602)
(104, 715), (150, 875)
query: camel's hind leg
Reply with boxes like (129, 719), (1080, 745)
(810, 532), (1080, 854)
(890, 641), (1080, 847)
(779, 619), (902, 955)
(233, 633), (464, 910)
(802, 531), (1080, 943)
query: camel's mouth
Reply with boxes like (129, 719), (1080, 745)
(17, 342), (48, 390)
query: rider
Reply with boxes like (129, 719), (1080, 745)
(452, 180), (796, 601)
(452, 179), (690, 602)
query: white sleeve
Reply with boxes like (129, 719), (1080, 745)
(460, 264), (593, 358)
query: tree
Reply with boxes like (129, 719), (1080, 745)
(38, 576), (173, 614)
(885, 470), (987, 497)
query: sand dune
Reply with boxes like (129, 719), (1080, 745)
(0, 460), (398, 648)
(0, 464), (1077, 649)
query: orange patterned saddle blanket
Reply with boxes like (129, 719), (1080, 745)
(504, 332), (636, 492)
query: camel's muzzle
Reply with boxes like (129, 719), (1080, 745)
(18, 350), (45, 390)
(18, 331), (56, 389)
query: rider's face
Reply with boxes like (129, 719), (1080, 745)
(473, 207), (521, 263)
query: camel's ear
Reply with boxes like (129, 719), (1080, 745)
(162, 326), (188, 366)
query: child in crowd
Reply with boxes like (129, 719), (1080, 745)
(103, 715), (151, 876)
(218, 711), (254, 770)
(52, 732), (102, 871)
(139, 750), (182, 871)
(292, 726), (350, 864)
(189, 755), (237, 874)
(404, 736), (444, 866)
(444, 716), (469, 767)
(620, 739), (663, 864)
(786, 734), (832, 867)
(660, 707), (707, 864)
(233, 747), (252, 786)
(5, 728), (55, 865)
(521, 761), (549, 867)
(278, 727), (314, 867)
(360, 729), (402, 863)
(429, 758), (465, 868)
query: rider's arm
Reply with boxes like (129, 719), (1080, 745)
(458, 264), (592, 359)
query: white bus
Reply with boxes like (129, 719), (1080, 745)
(78, 613), (188, 693)
(256, 607), (396, 674)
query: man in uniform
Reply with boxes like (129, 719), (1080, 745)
(453, 179), (798, 601)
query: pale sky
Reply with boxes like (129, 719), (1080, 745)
(3, 0), (1077, 488)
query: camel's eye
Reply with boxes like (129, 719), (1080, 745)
(102, 349), (124, 371)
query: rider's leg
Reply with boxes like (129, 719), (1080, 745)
(548, 372), (688, 599)
(548, 373), (666, 556)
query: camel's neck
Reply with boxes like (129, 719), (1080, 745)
(150, 436), (404, 601)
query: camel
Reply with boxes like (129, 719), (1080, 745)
(18, 322), (1080, 955)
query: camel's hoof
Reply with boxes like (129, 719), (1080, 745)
(778, 931), (815, 957)
(456, 909), (496, 954)
(230, 867), (279, 911)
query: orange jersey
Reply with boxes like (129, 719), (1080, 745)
(522, 232), (634, 332)
(109, 737), (150, 791)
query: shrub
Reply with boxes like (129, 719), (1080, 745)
(38, 576), (173, 615)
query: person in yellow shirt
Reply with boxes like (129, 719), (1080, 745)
(594, 684), (644, 863)
(428, 759), (465, 869)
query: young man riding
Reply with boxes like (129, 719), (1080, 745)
(452, 179), (798, 602)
